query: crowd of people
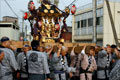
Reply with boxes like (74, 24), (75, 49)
(0, 36), (120, 80)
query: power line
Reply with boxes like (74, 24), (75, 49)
(67, 0), (78, 7)
(4, 0), (19, 18)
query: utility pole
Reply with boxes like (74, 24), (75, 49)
(22, 18), (24, 42)
(25, 25), (27, 40)
(20, 10), (25, 43)
(105, 0), (120, 46)
(92, 0), (97, 43)
(0, 0), (1, 21)
(20, 10), (25, 45)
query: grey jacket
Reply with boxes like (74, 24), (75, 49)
(27, 50), (50, 74)
(0, 48), (18, 80)
(109, 60), (120, 80)
(97, 50), (112, 79)
(51, 53), (75, 73)
(17, 52), (28, 78)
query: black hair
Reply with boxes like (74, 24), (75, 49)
(16, 48), (22, 53)
(1, 36), (10, 43)
(31, 40), (40, 51)
(90, 46), (95, 51)
(111, 44), (117, 49)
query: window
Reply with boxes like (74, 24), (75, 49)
(77, 21), (80, 28)
(13, 25), (16, 29)
(88, 17), (102, 26)
(81, 20), (86, 28)
(96, 17), (100, 25)
(0, 24), (12, 27)
(88, 18), (93, 26)
(15, 20), (17, 24)
(16, 27), (19, 30)
(100, 17), (103, 26)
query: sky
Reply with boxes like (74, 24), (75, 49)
(0, 0), (92, 32)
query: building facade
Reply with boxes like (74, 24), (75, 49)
(72, 0), (120, 46)
(0, 16), (20, 41)
(3, 16), (18, 25)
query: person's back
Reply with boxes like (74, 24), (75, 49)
(0, 37), (18, 80)
(97, 50), (108, 68)
(109, 60), (120, 80)
(27, 50), (50, 74)
(27, 40), (50, 80)
(97, 46), (112, 80)
(0, 48), (18, 76)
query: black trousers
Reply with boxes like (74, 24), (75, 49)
(20, 77), (28, 80)
(28, 74), (45, 80)
(97, 78), (109, 80)
(70, 76), (80, 80)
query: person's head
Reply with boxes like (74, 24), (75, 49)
(61, 46), (68, 56)
(106, 46), (112, 54)
(106, 44), (111, 49)
(111, 44), (117, 49)
(0, 36), (11, 48)
(45, 45), (51, 53)
(39, 46), (45, 52)
(31, 40), (40, 51)
(23, 45), (30, 53)
(95, 45), (101, 54)
(111, 44), (117, 52)
(95, 45), (101, 49)
(0, 50), (4, 62)
(89, 46), (95, 56)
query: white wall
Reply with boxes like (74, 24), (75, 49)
(0, 27), (20, 41)
(103, 1), (120, 46)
